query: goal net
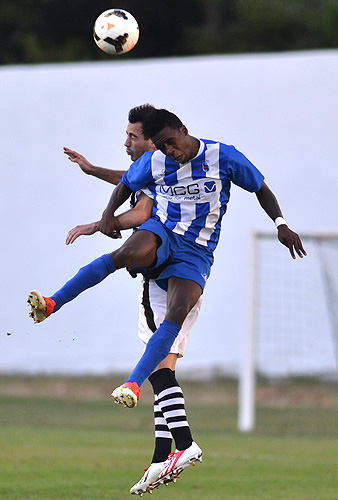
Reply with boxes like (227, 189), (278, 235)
(238, 232), (338, 432)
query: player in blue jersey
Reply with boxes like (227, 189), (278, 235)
(59, 105), (203, 494)
(28, 107), (306, 489)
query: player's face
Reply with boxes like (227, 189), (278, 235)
(124, 122), (154, 161)
(151, 126), (199, 164)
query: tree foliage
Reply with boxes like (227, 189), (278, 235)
(1, 0), (337, 65)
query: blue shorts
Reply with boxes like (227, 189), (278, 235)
(134, 218), (214, 292)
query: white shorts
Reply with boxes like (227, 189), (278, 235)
(137, 277), (202, 357)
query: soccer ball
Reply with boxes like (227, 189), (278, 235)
(93, 9), (139, 55)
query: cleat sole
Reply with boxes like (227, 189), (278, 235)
(27, 290), (48, 323)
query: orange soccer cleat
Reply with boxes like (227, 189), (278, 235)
(111, 381), (141, 408)
(27, 290), (56, 323)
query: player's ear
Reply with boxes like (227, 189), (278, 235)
(149, 139), (156, 151)
(181, 125), (188, 136)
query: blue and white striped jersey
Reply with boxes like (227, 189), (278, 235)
(121, 139), (264, 251)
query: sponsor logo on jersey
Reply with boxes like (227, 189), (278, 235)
(204, 181), (216, 193)
(159, 183), (199, 196)
(159, 180), (217, 197)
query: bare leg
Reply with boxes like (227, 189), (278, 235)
(165, 276), (202, 325)
(156, 353), (178, 371)
(111, 229), (159, 269)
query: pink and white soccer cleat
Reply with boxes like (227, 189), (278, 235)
(153, 441), (202, 486)
(130, 461), (165, 495)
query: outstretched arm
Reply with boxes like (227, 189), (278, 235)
(255, 181), (307, 259)
(66, 193), (153, 244)
(64, 147), (126, 185)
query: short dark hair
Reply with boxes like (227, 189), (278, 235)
(142, 109), (183, 140)
(128, 104), (156, 125)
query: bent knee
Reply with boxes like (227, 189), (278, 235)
(111, 236), (157, 269)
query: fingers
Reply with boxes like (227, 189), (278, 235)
(292, 235), (307, 259)
(63, 147), (80, 162)
(66, 228), (81, 245)
(63, 147), (74, 157)
(287, 233), (307, 259)
(65, 224), (90, 244)
(99, 218), (122, 239)
(111, 229), (122, 239)
(63, 147), (77, 155)
(278, 227), (307, 260)
(288, 244), (296, 260)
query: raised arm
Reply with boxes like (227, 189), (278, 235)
(255, 181), (307, 259)
(64, 147), (126, 185)
(66, 192), (153, 244)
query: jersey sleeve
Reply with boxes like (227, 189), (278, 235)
(120, 151), (154, 192)
(227, 146), (264, 192)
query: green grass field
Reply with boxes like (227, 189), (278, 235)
(0, 376), (337, 500)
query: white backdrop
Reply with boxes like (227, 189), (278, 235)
(1, 49), (337, 376)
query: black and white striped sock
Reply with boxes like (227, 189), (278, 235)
(149, 371), (173, 463)
(149, 368), (192, 459)
(151, 393), (173, 463)
(157, 384), (192, 451)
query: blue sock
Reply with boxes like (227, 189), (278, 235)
(126, 320), (181, 387)
(51, 254), (115, 312)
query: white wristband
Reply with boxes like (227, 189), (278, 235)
(275, 217), (288, 228)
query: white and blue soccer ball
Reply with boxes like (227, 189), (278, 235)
(93, 9), (139, 55)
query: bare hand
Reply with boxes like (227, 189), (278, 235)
(66, 222), (100, 245)
(63, 147), (94, 175)
(278, 225), (307, 259)
(99, 212), (122, 239)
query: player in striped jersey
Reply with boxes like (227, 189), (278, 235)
(101, 108), (305, 403)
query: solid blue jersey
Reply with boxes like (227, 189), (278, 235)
(121, 139), (264, 251)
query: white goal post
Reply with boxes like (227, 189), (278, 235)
(238, 231), (338, 432)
